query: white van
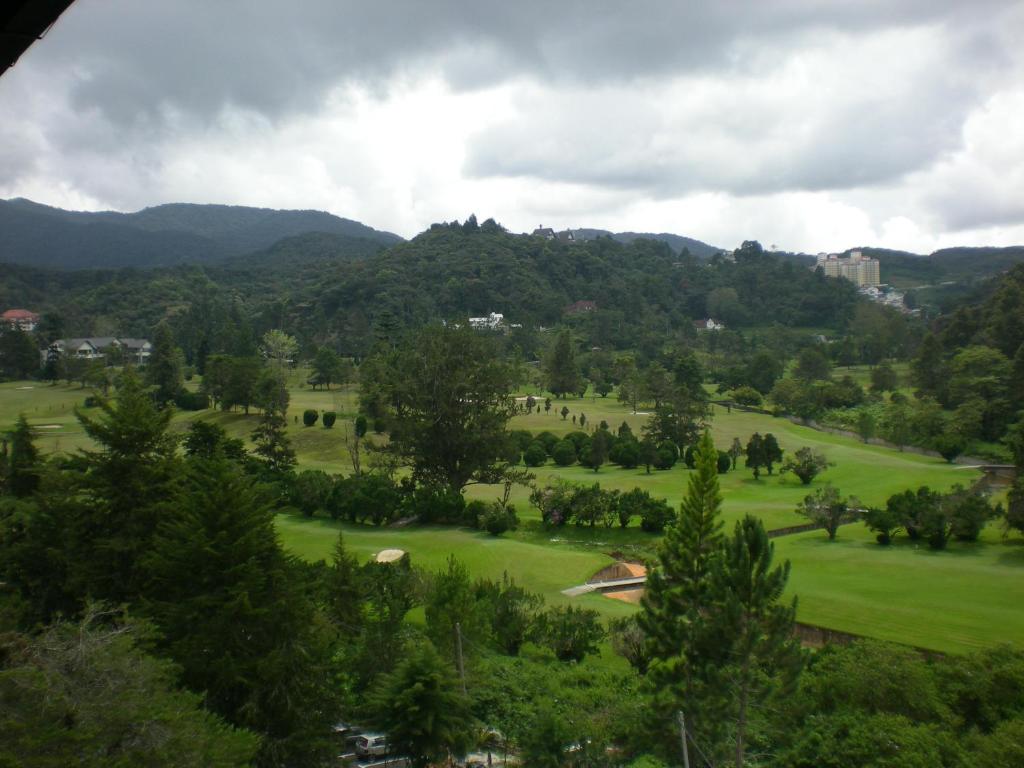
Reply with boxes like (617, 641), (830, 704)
(354, 733), (388, 757)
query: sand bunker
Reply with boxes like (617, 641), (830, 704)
(36, 424), (62, 429)
(375, 549), (406, 563)
(605, 589), (644, 604)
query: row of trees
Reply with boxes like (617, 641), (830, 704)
(794, 483), (1002, 548)
(529, 479), (675, 532)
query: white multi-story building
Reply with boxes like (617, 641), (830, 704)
(814, 251), (881, 286)
(468, 312), (505, 331)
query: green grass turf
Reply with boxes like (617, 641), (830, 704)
(275, 514), (635, 620)
(7, 377), (1007, 651)
(775, 523), (1024, 654)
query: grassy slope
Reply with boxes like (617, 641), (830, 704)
(6, 379), (1019, 652)
(775, 524), (1024, 654)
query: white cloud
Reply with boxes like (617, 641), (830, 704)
(0, 0), (1022, 254)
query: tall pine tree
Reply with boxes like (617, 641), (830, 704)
(69, 369), (179, 604)
(709, 515), (802, 767)
(7, 414), (40, 497)
(640, 430), (727, 759)
(142, 458), (339, 767)
(544, 329), (582, 398)
(145, 322), (184, 406)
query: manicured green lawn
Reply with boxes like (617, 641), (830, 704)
(8, 377), (1005, 651)
(775, 523), (1024, 654)
(275, 514), (635, 618)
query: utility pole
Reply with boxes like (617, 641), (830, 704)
(678, 711), (690, 768)
(455, 622), (467, 695)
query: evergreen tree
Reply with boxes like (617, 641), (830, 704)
(142, 458), (339, 767)
(144, 322), (184, 406)
(425, 555), (490, 662)
(640, 431), (727, 757)
(251, 369), (296, 476)
(0, 607), (259, 768)
(709, 516), (802, 767)
(1011, 343), (1024, 413)
(326, 531), (363, 636)
(69, 370), (179, 604)
(763, 433), (783, 474)
(0, 326), (41, 379)
(745, 432), (767, 479)
(544, 329), (582, 398)
(7, 414), (40, 498)
(911, 332), (948, 401)
(369, 643), (473, 768)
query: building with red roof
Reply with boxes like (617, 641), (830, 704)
(2, 309), (40, 332)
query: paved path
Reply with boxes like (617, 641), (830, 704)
(561, 576), (647, 596)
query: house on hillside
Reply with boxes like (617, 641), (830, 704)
(468, 312), (505, 331)
(532, 226), (556, 240)
(49, 338), (104, 360)
(47, 336), (152, 364)
(695, 318), (725, 332)
(564, 300), (597, 316)
(119, 338), (152, 364)
(2, 309), (40, 332)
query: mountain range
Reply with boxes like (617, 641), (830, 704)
(2, 199), (1023, 287)
(0, 198), (403, 270)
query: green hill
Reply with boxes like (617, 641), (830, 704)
(0, 198), (402, 270)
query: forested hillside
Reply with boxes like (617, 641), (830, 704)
(0, 198), (402, 269)
(0, 219), (862, 361)
(569, 228), (722, 259)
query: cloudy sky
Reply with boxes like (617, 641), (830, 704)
(2, 0), (1024, 253)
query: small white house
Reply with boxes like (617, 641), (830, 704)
(695, 318), (725, 332)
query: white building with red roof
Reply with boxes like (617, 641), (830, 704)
(2, 309), (40, 332)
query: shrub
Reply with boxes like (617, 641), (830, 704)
(654, 441), (678, 470)
(863, 506), (902, 544)
(405, 485), (467, 524)
(523, 442), (548, 467)
(552, 439), (577, 466)
(780, 447), (832, 485)
(290, 469), (335, 517)
(465, 499), (489, 526)
(83, 396), (98, 408)
(481, 503), (519, 536)
(639, 496), (674, 532)
(611, 439), (640, 469)
(330, 474), (404, 525)
(683, 445), (697, 469)
(716, 450), (731, 474)
(533, 605), (606, 662)
(510, 429), (535, 451)
(322, 411), (337, 428)
(500, 436), (523, 465)
(536, 430), (560, 455)
(174, 391), (209, 411)
(302, 409), (318, 427)
(565, 431), (590, 453)
(732, 385), (763, 406)
(931, 433), (965, 463)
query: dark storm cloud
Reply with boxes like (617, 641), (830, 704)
(27, 0), (1015, 125)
